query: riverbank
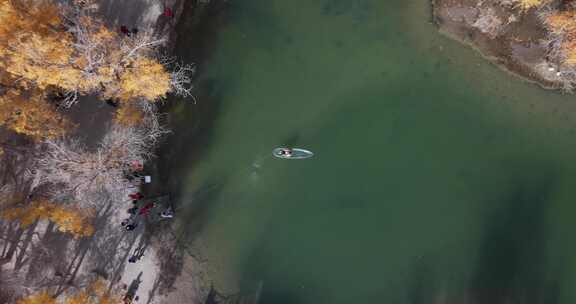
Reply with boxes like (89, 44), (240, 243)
(431, 0), (568, 90)
(138, 0), (237, 302)
(146, 0), (235, 301)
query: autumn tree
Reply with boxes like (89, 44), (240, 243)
(1, 0), (192, 108)
(114, 102), (144, 126)
(0, 89), (73, 139)
(0, 0), (79, 140)
(61, 3), (192, 104)
(2, 200), (94, 238)
(0, 0), (90, 95)
(504, 0), (550, 11)
(539, 7), (576, 91)
(543, 9), (576, 61)
(16, 291), (56, 304)
(107, 57), (171, 101)
(16, 279), (121, 304)
(63, 279), (121, 304)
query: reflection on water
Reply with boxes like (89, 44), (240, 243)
(157, 0), (576, 303)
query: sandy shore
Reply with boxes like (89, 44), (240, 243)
(432, 0), (567, 91)
(93, 0), (206, 302)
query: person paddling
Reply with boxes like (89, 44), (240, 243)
(279, 148), (292, 157)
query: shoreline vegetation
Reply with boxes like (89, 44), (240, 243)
(432, 0), (576, 91)
(0, 0), (213, 302)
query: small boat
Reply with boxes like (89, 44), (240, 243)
(273, 147), (314, 159)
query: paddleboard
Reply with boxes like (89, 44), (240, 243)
(273, 148), (314, 159)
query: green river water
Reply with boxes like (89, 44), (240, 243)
(157, 0), (576, 303)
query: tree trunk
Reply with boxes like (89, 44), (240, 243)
(14, 220), (39, 271)
(0, 222), (16, 258)
(53, 245), (89, 298)
(24, 221), (56, 281)
(1, 227), (24, 265)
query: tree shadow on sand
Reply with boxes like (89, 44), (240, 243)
(144, 177), (227, 302)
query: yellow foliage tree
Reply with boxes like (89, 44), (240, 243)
(509, 0), (549, 11)
(545, 10), (576, 65)
(63, 279), (119, 304)
(2, 200), (53, 228)
(0, 0), (89, 92)
(545, 10), (576, 36)
(0, 0), (61, 42)
(114, 102), (144, 126)
(107, 57), (171, 102)
(1, 0), (178, 108)
(49, 206), (95, 237)
(0, 89), (73, 139)
(16, 291), (56, 304)
(0, 0), (181, 148)
(2, 200), (94, 238)
(17, 279), (121, 304)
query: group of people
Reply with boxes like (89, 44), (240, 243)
(121, 191), (175, 231)
(128, 246), (146, 263)
(117, 6), (175, 40)
(119, 25), (138, 37)
(121, 192), (149, 231)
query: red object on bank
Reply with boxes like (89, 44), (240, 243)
(129, 192), (144, 200)
(163, 7), (173, 17)
(139, 202), (155, 215)
(119, 25), (130, 35)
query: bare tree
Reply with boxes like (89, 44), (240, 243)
(160, 55), (196, 99)
(32, 111), (167, 205)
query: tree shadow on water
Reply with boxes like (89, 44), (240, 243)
(469, 168), (564, 304)
(155, 79), (225, 194)
(280, 132), (301, 148)
(175, 176), (228, 242)
(404, 164), (566, 304)
(406, 258), (441, 304)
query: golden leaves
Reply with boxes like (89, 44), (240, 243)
(1, 32), (82, 91)
(0, 0), (92, 94)
(18, 279), (121, 304)
(106, 57), (171, 102)
(63, 279), (120, 304)
(544, 10), (576, 65)
(0, 89), (73, 140)
(16, 291), (56, 304)
(0, 0), (61, 40)
(2, 201), (50, 228)
(0, 0), (175, 141)
(2, 200), (94, 238)
(545, 10), (576, 36)
(510, 0), (549, 11)
(50, 206), (95, 237)
(114, 102), (144, 126)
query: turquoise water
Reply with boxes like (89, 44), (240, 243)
(160, 0), (576, 303)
